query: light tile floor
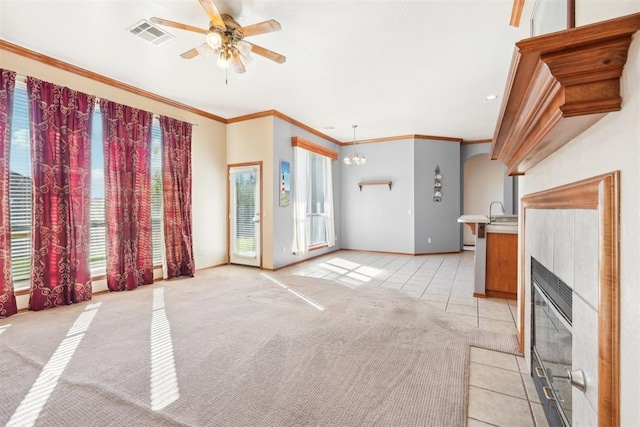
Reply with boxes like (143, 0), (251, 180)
(281, 250), (548, 427)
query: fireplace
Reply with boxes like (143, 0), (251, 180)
(531, 257), (575, 427)
(522, 173), (620, 424)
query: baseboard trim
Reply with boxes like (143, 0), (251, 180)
(485, 290), (517, 300)
(341, 248), (461, 256)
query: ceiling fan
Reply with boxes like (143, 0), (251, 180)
(151, 0), (286, 74)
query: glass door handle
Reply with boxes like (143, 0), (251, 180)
(543, 386), (556, 401)
(568, 369), (587, 392)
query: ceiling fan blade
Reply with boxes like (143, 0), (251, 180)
(230, 56), (246, 74)
(198, 0), (226, 28)
(150, 17), (208, 35)
(180, 45), (204, 59)
(239, 19), (281, 37)
(247, 42), (286, 64)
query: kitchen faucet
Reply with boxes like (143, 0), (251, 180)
(488, 201), (505, 224)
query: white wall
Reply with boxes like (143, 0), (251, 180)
(518, 2), (640, 425)
(463, 154), (503, 245)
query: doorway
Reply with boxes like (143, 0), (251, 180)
(228, 162), (262, 267)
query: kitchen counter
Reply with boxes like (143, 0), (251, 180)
(458, 214), (518, 298)
(457, 215), (490, 224)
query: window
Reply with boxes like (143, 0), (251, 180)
(90, 115), (164, 271)
(150, 120), (163, 266)
(90, 108), (106, 276)
(8, 83), (31, 285)
(308, 152), (326, 247)
(292, 144), (335, 255)
(8, 90), (165, 282)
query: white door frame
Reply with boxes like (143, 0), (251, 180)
(227, 162), (262, 268)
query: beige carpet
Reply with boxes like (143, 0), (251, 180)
(0, 265), (518, 426)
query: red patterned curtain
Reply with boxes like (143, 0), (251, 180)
(159, 116), (194, 278)
(0, 69), (17, 317)
(27, 78), (94, 311)
(100, 99), (154, 291)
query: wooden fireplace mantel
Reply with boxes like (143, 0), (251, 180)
(491, 13), (640, 176)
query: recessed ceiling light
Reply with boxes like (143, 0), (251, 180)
(485, 94), (498, 101)
(322, 126), (336, 130)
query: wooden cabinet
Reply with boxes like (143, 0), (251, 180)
(485, 232), (517, 300)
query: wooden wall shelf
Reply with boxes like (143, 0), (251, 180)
(357, 181), (392, 191)
(491, 13), (640, 176)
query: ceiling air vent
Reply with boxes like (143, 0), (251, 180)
(128, 19), (175, 46)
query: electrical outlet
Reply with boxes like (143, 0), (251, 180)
(428, 238), (432, 244)
(282, 246), (286, 253)
(408, 209), (412, 215)
(197, 248), (203, 255)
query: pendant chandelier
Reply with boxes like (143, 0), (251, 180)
(343, 125), (367, 165)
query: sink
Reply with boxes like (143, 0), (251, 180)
(489, 215), (518, 225)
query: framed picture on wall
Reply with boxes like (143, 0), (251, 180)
(530, 0), (575, 37)
(279, 160), (290, 207)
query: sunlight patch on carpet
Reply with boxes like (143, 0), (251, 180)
(0, 324), (10, 336)
(150, 287), (179, 411)
(6, 303), (101, 427)
(261, 273), (325, 311)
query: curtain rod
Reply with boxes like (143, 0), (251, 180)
(14, 73), (198, 128)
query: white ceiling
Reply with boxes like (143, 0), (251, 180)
(0, 0), (520, 142)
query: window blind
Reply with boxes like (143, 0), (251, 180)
(8, 83), (32, 284)
(89, 108), (107, 275)
(150, 120), (163, 265)
(308, 152), (326, 247)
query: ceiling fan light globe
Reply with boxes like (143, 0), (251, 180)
(241, 54), (253, 66)
(216, 54), (229, 69)
(360, 156), (367, 164)
(237, 40), (252, 57)
(343, 157), (352, 165)
(206, 31), (222, 49)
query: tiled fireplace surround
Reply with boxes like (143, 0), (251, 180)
(521, 173), (620, 426)
(525, 208), (598, 425)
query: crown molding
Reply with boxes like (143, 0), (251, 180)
(509, 0), (525, 27)
(228, 110), (343, 145)
(291, 137), (338, 160)
(462, 139), (492, 145)
(356, 134), (462, 144)
(491, 13), (640, 176)
(0, 39), (227, 124)
(2, 39), (472, 146)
